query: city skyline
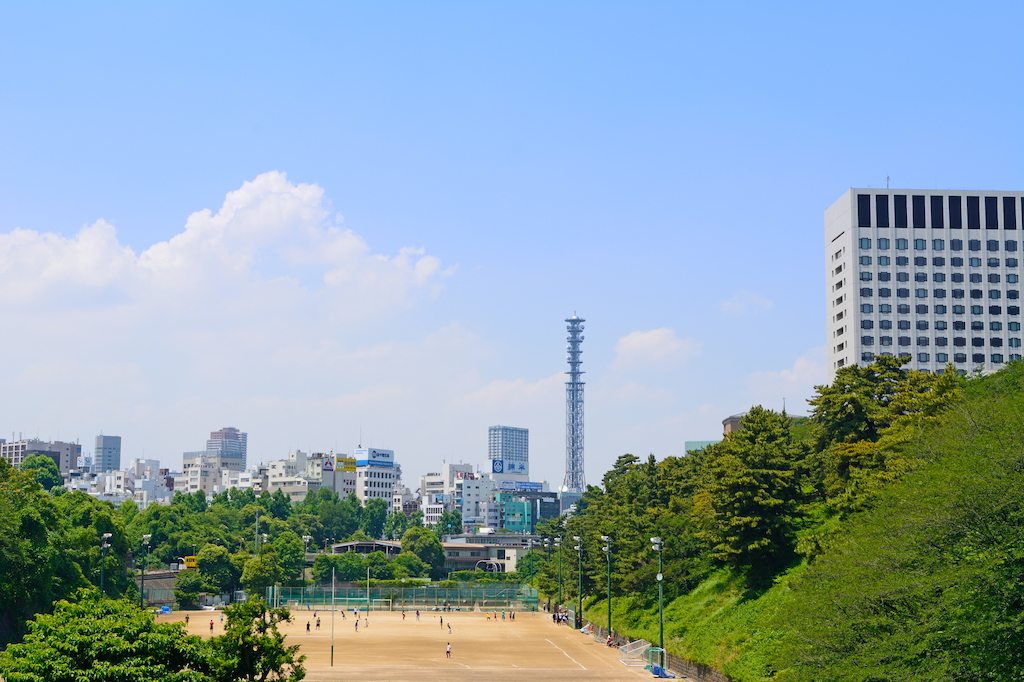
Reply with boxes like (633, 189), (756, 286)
(0, 3), (1020, 485)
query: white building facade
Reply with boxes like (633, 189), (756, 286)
(827, 189), (1022, 381)
(355, 448), (396, 505)
(488, 425), (529, 479)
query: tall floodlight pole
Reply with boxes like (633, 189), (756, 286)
(331, 566), (335, 667)
(555, 537), (562, 607)
(651, 536), (664, 656)
(563, 315), (586, 493)
(573, 536), (582, 629)
(602, 536), (611, 637)
(301, 535), (312, 608)
(140, 535), (151, 607)
(99, 533), (112, 597)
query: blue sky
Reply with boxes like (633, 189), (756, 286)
(0, 2), (1021, 485)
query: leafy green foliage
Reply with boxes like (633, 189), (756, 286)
(208, 599), (305, 682)
(383, 510), (408, 540)
(0, 590), (210, 682)
(241, 555), (279, 595)
(401, 526), (445, 579)
(174, 570), (205, 609)
(17, 454), (61, 491)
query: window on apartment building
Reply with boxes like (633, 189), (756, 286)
(879, 287), (891, 297)
(955, 337), (967, 346)
(914, 239), (926, 251)
(970, 273), (982, 283)
(916, 320), (929, 330)
(937, 352), (949, 362)
(880, 304), (892, 313)
(1008, 241), (1019, 252)
(898, 320), (911, 330)
(859, 238), (871, 249)
(879, 256), (891, 265)
(898, 304), (910, 314)
(933, 273), (946, 283)
(988, 240), (1000, 252)
(861, 320), (874, 329)
(949, 196), (963, 229)
(951, 240), (963, 252)
(858, 194), (871, 227)
(954, 353), (967, 363)
(896, 256), (909, 266)
(935, 320), (948, 331)
(1011, 306), (1022, 315)
(989, 273), (1002, 283)
(860, 272), (873, 281)
(897, 272), (909, 282)
(878, 238), (890, 249)
(895, 195), (908, 228)
(861, 288), (873, 297)
(899, 337), (911, 346)
(860, 256), (872, 265)
(914, 272), (927, 282)
(991, 321), (1003, 331)
(918, 353), (930, 362)
(972, 337), (985, 347)
(896, 238), (908, 250)
(880, 320), (892, 329)
(989, 257), (1000, 267)
(986, 197), (999, 229)
(880, 336), (892, 346)
(1011, 322), (1021, 331)
(861, 304), (873, 313)
(862, 336), (874, 346)
(990, 290), (1002, 300)
(1011, 275), (1021, 284)
(972, 305), (985, 315)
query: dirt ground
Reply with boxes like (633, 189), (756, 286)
(160, 608), (669, 682)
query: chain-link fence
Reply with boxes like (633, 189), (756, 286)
(266, 583), (539, 611)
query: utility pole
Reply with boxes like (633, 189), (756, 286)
(302, 535), (312, 608)
(573, 536), (582, 629)
(651, 536), (664, 656)
(139, 535), (151, 607)
(602, 535), (611, 638)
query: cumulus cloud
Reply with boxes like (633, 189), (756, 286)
(720, 290), (774, 315)
(610, 328), (701, 370)
(744, 346), (827, 415)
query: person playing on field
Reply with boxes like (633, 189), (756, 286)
(209, 620), (214, 633)
(185, 614), (189, 626)
(416, 610), (420, 621)
(446, 643), (451, 659)
(306, 621), (310, 633)
(448, 623), (451, 634)
(355, 619), (358, 632)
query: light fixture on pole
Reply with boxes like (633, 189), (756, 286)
(651, 536), (664, 656)
(140, 534), (151, 608)
(99, 533), (113, 597)
(601, 535), (611, 638)
(573, 536), (582, 629)
(301, 535), (312, 608)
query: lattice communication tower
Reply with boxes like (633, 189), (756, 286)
(563, 315), (586, 492)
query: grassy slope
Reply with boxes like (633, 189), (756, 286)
(584, 564), (801, 681)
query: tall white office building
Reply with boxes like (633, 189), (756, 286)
(94, 435), (122, 473)
(354, 447), (396, 506)
(826, 189), (1022, 381)
(488, 425), (528, 478)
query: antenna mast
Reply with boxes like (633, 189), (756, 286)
(563, 314), (586, 493)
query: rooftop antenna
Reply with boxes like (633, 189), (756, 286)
(886, 175), (889, 189)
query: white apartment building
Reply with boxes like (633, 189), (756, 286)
(488, 425), (529, 479)
(355, 448), (396, 505)
(826, 189), (1022, 381)
(308, 453), (356, 498)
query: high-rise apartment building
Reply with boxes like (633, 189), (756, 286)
(1, 439), (81, 475)
(488, 425), (529, 477)
(826, 189), (1022, 381)
(94, 435), (122, 473)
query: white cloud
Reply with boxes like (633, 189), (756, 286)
(720, 290), (774, 315)
(744, 346), (827, 415)
(610, 328), (701, 370)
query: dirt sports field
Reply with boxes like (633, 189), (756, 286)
(162, 608), (669, 682)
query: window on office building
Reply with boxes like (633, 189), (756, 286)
(896, 256), (909, 266)
(988, 240), (1000, 252)
(880, 319), (892, 329)
(969, 240), (981, 251)
(914, 239), (926, 251)
(1006, 197), (1018, 230)
(878, 272), (891, 281)
(935, 304), (947, 314)
(858, 195), (871, 227)
(916, 320), (929, 330)
(955, 352), (967, 363)
(951, 239), (963, 251)
(861, 320), (874, 329)
(913, 196), (926, 228)
(949, 196), (963, 229)
(933, 257), (945, 266)
(898, 304), (910, 314)
(935, 337), (947, 346)
(1008, 241), (1018, 252)
(989, 257), (1000, 267)
(895, 195), (908, 228)
(985, 197), (998, 229)
(918, 352), (930, 362)
(915, 272), (927, 282)
(898, 320), (911, 330)
(931, 196), (944, 228)
(876, 195), (890, 227)
(878, 238), (890, 249)
(967, 196), (981, 229)
(859, 238), (871, 249)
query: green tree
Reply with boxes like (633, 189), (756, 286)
(208, 599), (305, 682)
(692, 406), (802, 578)
(401, 526), (445, 579)
(272, 531), (306, 585)
(240, 556), (279, 596)
(18, 454), (61, 492)
(408, 509), (424, 527)
(360, 498), (388, 539)
(432, 509), (462, 540)
(175, 570), (206, 609)
(196, 545), (235, 594)
(0, 590), (211, 682)
(311, 553), (338, 583)
(365, 551), (394, 579)
(269, 488), (291, 520)
(383, 511), (408, 540)
(335, 551), (367, 581)
(392, 551), (428, 578)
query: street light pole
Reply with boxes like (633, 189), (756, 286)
(601, 535), (611, 638)
(99, 533), (112, 597)
(140, 535), (151, 607)
(573, 536), (582, 629)
(302, 535), (312, 607)
(651, 536), (664, 655)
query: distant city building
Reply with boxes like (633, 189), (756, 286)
(826, 189), (1023, 380)
(183, 426), (248, 472)
(723, 413), (747, 435)
(355, 447), (396, 506)
(94, 435), (121, 473)
(488, 425), (529, 478)
(684, 440), (722, 452)
(2, 439), (81, 475)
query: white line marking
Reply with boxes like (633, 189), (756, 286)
(546, 638), (586, 670)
